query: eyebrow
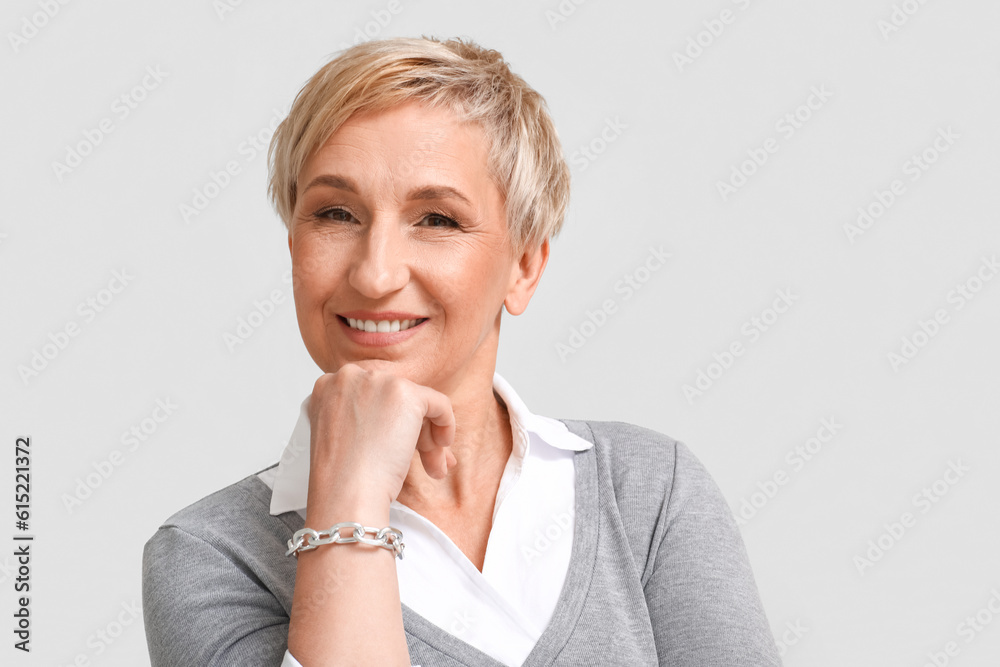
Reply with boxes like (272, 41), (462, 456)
(301, 174), (474, 207)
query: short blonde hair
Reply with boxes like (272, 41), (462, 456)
(267, 36), (570, 256)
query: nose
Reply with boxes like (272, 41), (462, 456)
(348, 216), (410, 299)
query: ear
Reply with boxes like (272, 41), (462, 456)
(287, 233), (293, 256)
(504, 238), (550, 316)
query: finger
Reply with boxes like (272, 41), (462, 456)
(416, 385), (455, 450)
(416, 434), (450, 479)
(415, 415), (452, 480)
(426, 443), (457, 477)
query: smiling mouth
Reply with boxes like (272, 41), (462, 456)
(340, 316), (429, 333)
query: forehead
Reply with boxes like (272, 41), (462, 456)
(300, 101), (492, 190)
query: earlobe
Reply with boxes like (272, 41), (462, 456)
(504, 238), (550, 316)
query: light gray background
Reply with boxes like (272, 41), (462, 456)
(3, 1), (999, 665)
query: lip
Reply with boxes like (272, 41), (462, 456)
(339, 310), (427, 321)
(337, 312), (429, 347)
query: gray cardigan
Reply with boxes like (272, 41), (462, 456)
(142, 419), (782, 666)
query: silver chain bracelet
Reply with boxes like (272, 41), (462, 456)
(285, 522), (405, 560)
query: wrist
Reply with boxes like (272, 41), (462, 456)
(305, 484), (392, 528)
(287, 522), (404, 560)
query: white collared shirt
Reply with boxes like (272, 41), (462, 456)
(258, 372), (593, 667)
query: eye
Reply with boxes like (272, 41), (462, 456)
(315, 207), (356, 223)
(418, 212), (460, 228)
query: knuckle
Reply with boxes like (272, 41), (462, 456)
(311, 373), (333, 395)
(337, 362), (362, 377)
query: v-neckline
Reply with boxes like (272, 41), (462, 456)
(399, 421), (599, 666)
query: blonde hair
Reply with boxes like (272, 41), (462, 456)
(267, 36), (570, 256)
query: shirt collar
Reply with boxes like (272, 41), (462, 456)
(268, 372), (592, 516)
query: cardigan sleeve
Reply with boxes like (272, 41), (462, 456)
(642, 441), (783, 666)
(143, 523), (425, 667)
(142, 524), (290, 666)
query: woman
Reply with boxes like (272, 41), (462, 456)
(142, 36), (781, 666)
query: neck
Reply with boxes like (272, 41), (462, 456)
(398, 375), (513, 515)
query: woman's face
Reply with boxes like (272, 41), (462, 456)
(288, 100), (546, 393)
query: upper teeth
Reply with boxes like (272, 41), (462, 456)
(347, 318), (422, 333)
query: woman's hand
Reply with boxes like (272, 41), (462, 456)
(306, 363), (457, 510)
(289, 363), (449, 665)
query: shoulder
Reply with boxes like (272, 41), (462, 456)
(558, 418), (695, 498)
(564, 418), (728, 512)
(558, 419), (732, 577)
(141, 465), (298, 665)
(142, 463), (297, 577)
(156, 465), (281, 537)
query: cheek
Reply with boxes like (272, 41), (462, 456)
(436, 263), (508, 324)
(291, 242), (336, 300)
(426, 262), (473, 309)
